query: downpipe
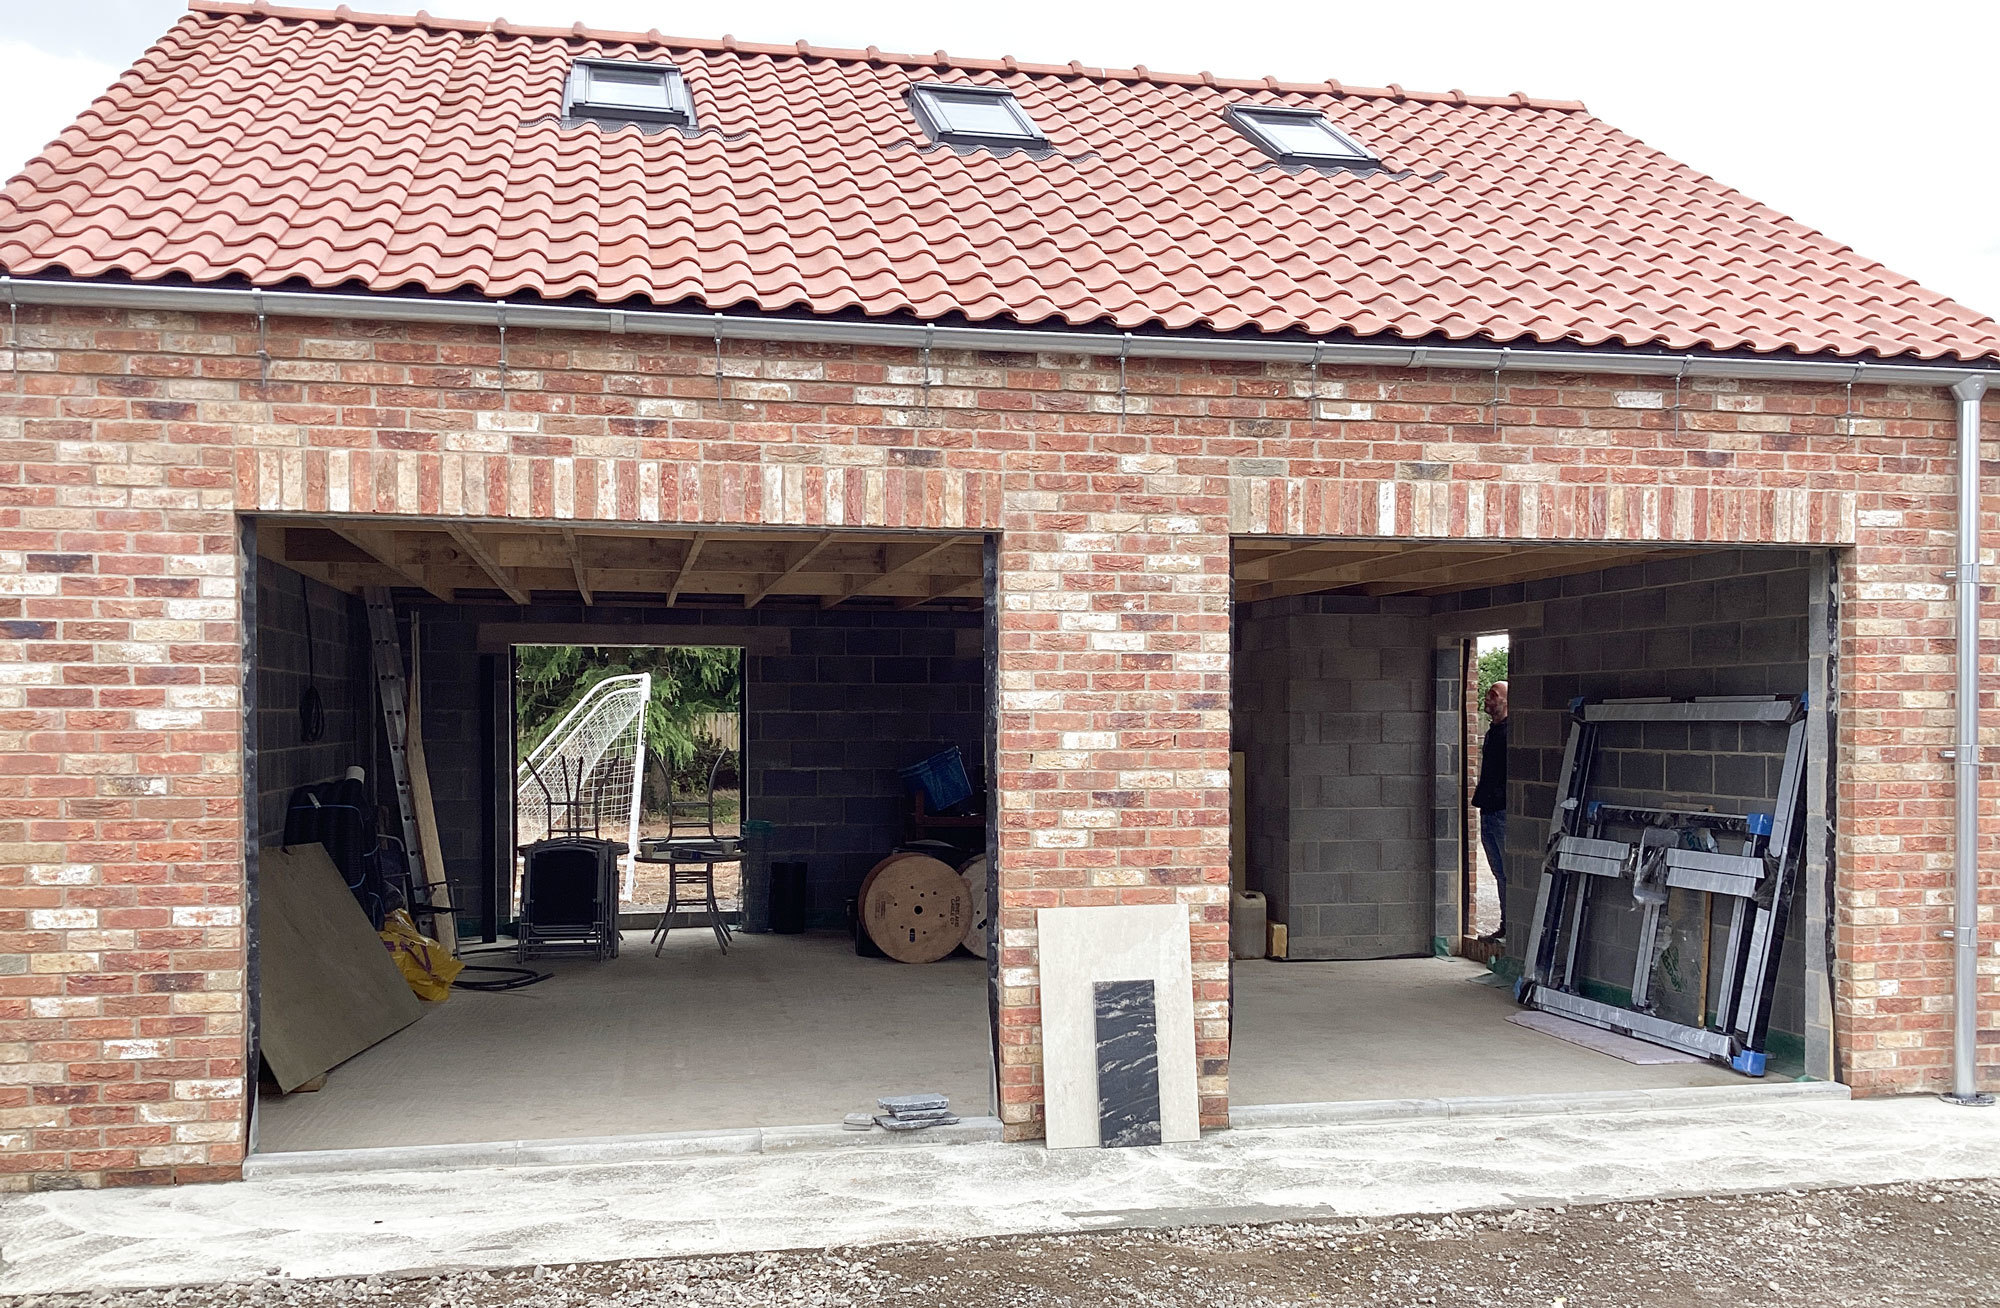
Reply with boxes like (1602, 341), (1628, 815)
(1946, 375), (1994, 1106)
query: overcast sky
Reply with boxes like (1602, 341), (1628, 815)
(4, 1), (1996, 320)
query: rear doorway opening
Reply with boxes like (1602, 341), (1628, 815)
(512, 642), (745, 917)
(1228, 540), (1831, 1110)
(1462, 631), (1509, 960)
(246, 519), (999, 1157)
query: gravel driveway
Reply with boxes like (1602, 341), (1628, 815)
(7, 1178), (1992, 1308)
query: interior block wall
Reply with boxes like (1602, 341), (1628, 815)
(0, 302), (1990, 1186)
(1439, 551), (1814, 1041)
(325, 601), (988, 933)
(1233, 595), (1434, 959)
(251, 561), (367, 845)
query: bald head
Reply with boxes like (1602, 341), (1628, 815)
(1484, 680), (1509, 722)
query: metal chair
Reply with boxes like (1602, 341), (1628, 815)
(656, 750), (737, 847)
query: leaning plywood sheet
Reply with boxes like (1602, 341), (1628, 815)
(256, 844), (423, 1092)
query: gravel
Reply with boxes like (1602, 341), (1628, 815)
(5, 1178), (1995, 1307)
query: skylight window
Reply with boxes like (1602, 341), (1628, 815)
(565, 59), (695, 132)
(1227, 105), (1377, 169)
(908, 84), (1047, 150)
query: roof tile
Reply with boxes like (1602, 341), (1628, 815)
(0, 1), (1994, 362)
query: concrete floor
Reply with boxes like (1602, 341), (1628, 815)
(13, 1091), (1988, 1294)
(255, 930), (993, 1153)
(260, 944), (1750, 1156)
(1229, 956), (1744, 1105)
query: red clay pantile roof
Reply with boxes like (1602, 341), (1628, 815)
(3, 1), (1997, 362)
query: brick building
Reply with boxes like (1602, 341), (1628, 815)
(0, 1), (1994, 1187)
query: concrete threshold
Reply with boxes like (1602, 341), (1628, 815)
(1228, 1078), (1849, 1130)
(247, 1083), (1843, 1180)
(243, 1117), (1006, 1180)
(4, 1095), (1993, 1295)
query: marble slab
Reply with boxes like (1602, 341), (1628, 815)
(1037, 903), (1198, 1149)
(1094, 979), (1162, 1148)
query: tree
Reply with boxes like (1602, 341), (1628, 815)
(514, 645), (741, 791)
(1476, 643), (1510, 725)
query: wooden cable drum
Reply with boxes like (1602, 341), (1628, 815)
(861, 853), (969, 963)
(958, 854), (991, 959)
(856, 851), (927, 908)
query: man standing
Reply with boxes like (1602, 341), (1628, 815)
(1470, 680), (1509, 942)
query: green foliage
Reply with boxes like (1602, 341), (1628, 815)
(1476, 643), (1510, 723)
(515, 645), (741, 790)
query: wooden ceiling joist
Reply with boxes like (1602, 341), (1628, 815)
(1391, 547), (1691, 597)
(666, 533), (708, 606)
(1240, 545), (1508, 603)
(1233, 541), (1405, 585)
(826, 535), (973, 608)
(321, 525), (453, 603)
(747, 533), (838, 608)
(560, 528), (593, 605)
(256, 516), (984, 608)
(895, 572), (982, 610)
(444, 524), (530, 605)
(1234, 538), (1700, 603)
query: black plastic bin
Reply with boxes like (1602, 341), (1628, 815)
(770, 860), (809, 934)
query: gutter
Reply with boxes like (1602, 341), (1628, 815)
(1, 275), (1994, 390)
(6, 272), (1993, 1099)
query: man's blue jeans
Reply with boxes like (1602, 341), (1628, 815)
(1478, 808), (1508, 935)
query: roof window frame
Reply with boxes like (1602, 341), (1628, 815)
(1225, 103), (1378, 171)
(907, 82), (1049, 152)
(564, 57), (696, 133)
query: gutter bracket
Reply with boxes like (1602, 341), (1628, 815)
(713, 313), (726, 407)
(254, 290), (270, 389)
(1308, 341), (1326, 427)
(920, 324), (935, 425)
(1841, 361), (1865, 437)
(1117, 332), (1132, 431)
(1673, 356), (1692, 437)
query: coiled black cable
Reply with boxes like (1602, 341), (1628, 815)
(451, 944), (553, 991)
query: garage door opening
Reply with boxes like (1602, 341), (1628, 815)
(1228, 540), (1832, 1110)
(245, 519), (998, 1158)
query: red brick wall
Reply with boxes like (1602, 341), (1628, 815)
(0, 304), (1991, 1187)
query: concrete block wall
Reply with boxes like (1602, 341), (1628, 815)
(384, 607), (493, 922)
(1439, 550), (1813, 1040)
(365, 600), (986, 931)
(1232, 604), (1291, 934)
(751, 610), (985, 923)
(1233, 595), (1434, 959)
(251, 561), (368, 845)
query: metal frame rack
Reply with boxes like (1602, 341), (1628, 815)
(1516, 695), (1809, 1076)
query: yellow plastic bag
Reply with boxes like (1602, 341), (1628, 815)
(379, 909), (463, 1001)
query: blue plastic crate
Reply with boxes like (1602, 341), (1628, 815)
(899, 746), (973, 813)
